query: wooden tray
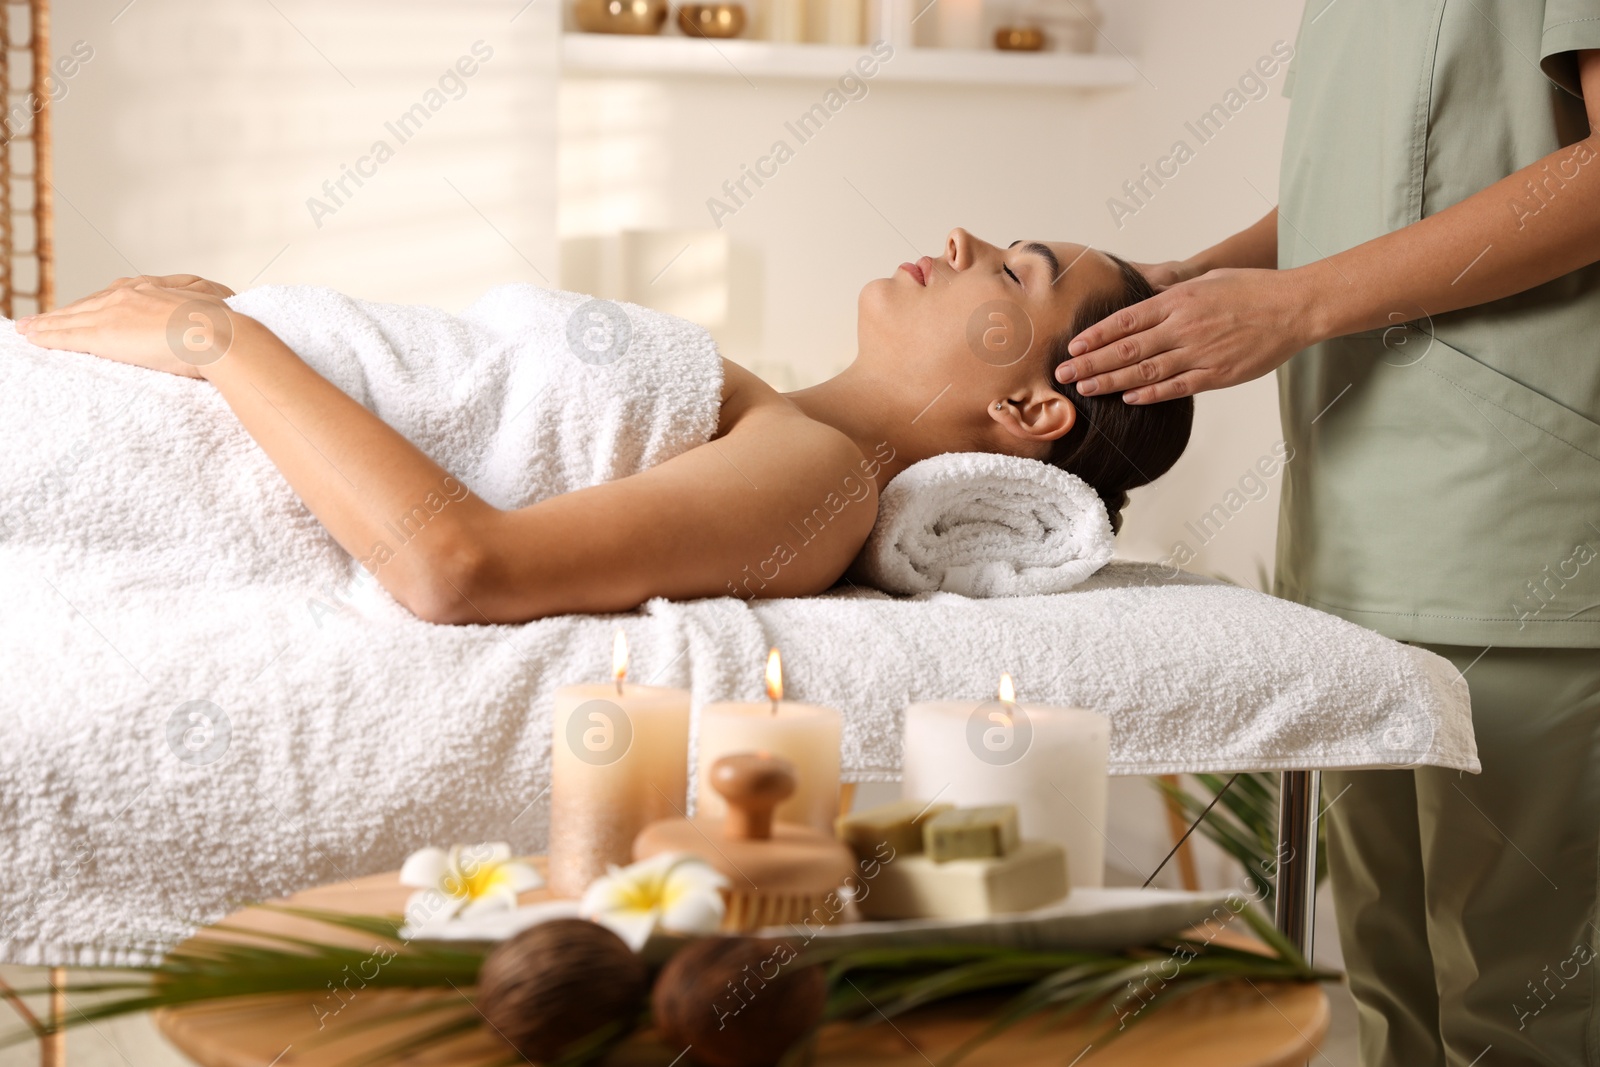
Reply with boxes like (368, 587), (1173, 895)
(156, 865), (1329, 1067)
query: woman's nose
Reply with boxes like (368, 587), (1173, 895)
(945, 228), (975, 272)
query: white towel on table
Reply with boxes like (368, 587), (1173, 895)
(857, 452), (1114, 597)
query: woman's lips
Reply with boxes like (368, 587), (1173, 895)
(898, 260), (928, 286)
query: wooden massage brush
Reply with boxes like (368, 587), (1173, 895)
(632, 752), (854, 932)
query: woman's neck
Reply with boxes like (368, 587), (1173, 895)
(785, 362), (958, 493)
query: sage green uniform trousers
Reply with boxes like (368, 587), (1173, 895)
(1324, 644), (1600, 1066)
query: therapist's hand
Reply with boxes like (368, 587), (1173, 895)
(1127, 259), (1203, 291)
(1055, 267), (1316, 404)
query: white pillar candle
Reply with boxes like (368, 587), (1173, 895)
(694, 649), (842, 833)
(866, 0), (911, 48)
(548, 631), (691, 898)
(936, 0), (982, 47)
(901, 674), (1110, 887)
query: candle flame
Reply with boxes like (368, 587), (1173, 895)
(765, 647), (783, 705)
(613, 628), (629, 690)
(997, 672), (1016, 703)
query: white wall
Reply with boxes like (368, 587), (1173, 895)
(52, 0), (559, 311)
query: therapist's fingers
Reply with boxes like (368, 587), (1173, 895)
(1122, 371), (1205, 405)
(1056, 296), (1172, 383)
(1067, 294), (1169, 355)
(1073, 342), (1192, 397)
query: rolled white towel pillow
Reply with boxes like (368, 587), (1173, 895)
(857, 452), (1115, 598)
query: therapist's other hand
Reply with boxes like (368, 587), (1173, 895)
(1055, 268), (1314, 404)
(1127, 259), (1202, 291)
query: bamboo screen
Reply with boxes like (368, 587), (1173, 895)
(0, 0), (52, 317)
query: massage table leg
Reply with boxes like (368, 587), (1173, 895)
(1273, 770), (1320, 957)
(39, 968), (64, 1067)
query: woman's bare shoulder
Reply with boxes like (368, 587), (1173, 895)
(712, 358), (883, 545)
(718, 359), (874, 464)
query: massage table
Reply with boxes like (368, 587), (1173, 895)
(0, 562), (1476, 972)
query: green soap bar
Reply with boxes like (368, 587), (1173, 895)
(855, 841), (1070, 920)
(923, 805), (1020, 862)
(834, 798), (952, 861)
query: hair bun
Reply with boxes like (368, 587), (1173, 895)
(1099, 488), (1129, 535)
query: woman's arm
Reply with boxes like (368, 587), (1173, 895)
(20, 284), (502, 619)
(1059, 50), (1600, 403)
(18, 283), (875, 623)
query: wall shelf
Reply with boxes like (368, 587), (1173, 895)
(560, 33), (1138, 89)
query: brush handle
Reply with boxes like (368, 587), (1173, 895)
(710, 753), (798, 841)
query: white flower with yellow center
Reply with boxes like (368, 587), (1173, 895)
(580, 852), (728, 950)
(399, 842), (543, 931)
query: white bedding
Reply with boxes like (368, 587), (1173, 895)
(0, 289), (1477, 967)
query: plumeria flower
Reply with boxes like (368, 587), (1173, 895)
(399, 842), (543, 930)
(580, 852), (728, 951)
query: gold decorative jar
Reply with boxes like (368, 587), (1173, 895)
(676, 2), (748, 38)
(993, 25), (1045, 51)
(573, 0), (670, 34)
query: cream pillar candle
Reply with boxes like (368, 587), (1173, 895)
(695, 649), (842, 833)
(766, 0), (806, 42)
(901, 673), (1110, 887)
(815, 0), (862, 44)
(935, 0), (982, 47)
(548, 630), (691, 898)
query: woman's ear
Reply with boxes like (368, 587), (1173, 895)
(991, 388), (1076, 445)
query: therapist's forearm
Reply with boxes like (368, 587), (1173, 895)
(1183, 209), (1278, 274)
(1293, 134), (1600, 342)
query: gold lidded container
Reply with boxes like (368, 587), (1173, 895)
(573, 0), (670, 34)
(993, 25), (1045, 51)
(677, 3), (748, 37)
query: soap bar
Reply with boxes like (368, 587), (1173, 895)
(835, 798), (952, 861)
(923, 805), (1020, 862)
(857, 840), (1069, 920)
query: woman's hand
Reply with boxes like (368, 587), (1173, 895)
(1055, 267), (1319, 404)
(16, 280), (240, 379)
(106, 273), (235, 298)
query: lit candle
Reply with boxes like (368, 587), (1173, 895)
(694, 648), (843, 833)
(548, 629), (691, 897)
(901, 673), (1110, 887)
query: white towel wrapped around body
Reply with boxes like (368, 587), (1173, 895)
(857, 452), (1115, 597)
(0, 284), (725, 619)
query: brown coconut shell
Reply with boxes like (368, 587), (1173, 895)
(476, 918), (650, 1062)
(652, 936), (827, 1067)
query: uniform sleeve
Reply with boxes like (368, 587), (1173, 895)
(1541, 0), (1600, 97)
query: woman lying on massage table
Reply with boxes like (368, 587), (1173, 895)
(14, 229), (1192, 624)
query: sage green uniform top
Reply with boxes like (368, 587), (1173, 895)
(1276, 0), (1600, 647)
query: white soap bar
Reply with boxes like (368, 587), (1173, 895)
(857, 839), (1069, 920)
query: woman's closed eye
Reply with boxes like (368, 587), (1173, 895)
(1002, 263), (1021, 286)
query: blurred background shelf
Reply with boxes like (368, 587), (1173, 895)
(559, 34), (1139, 88)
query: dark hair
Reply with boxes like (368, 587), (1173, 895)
(1046, 254), (1193, 534)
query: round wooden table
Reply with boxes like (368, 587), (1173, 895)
(157, 864), (1329, 1067)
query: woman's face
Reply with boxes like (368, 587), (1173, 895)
(857, 228), (1124, 454)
